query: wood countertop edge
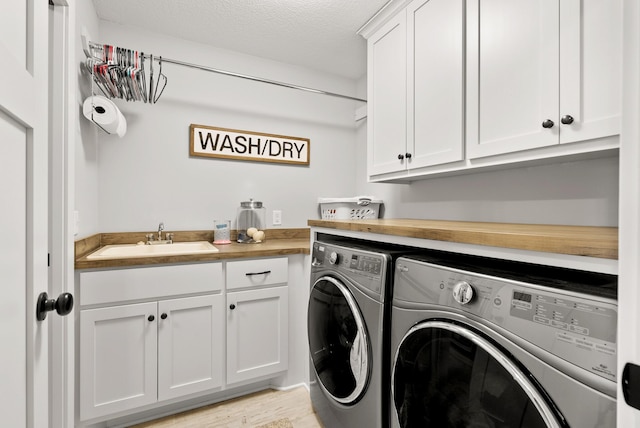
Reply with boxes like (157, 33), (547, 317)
(75, 229), (310, 270)
(307, 219), (618, 260)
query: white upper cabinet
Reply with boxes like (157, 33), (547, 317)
(408, 0), (464, 168)
(368, 12), (407, 176)
(466, 0), (621, 159)
(367, 0), (465, 178)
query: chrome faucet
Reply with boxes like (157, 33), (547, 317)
(146, 222), (173, 245)
(158, 222), (164, 241)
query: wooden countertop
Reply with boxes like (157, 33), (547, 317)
(75, 228), (310, 269)
(307, 219), (618, 260)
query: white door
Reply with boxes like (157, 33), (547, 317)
(0, 0), (49, 427)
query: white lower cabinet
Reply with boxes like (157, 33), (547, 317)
(226, 257), (289, 385)
(226, 286), (289, 384)
(157, 295), (224, 401)
(80, 302), (158, 420)
(78, 257), (289, 423)
(80, 295), (224, 420)
(78, 263), (224, 421)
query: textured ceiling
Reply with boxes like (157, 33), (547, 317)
(92, 0), (389, 80)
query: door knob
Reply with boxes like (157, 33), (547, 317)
(542, 119), (554, 128)
(405, 153), (412, 159)
(397, 154), (405, 160)
(36, 292), (74, 321)
(561, 115), (574, 125)
(230, 304), (236, 310)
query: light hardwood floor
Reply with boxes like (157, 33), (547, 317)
(130, 387), (324, 428)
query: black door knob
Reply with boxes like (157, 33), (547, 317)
(397, 154), (405, 160)
(561, 115), (574, 125)
(160, 313), (168, 320)
(230, 304), (236, 310)
(36, 292), (74, 321)
(405, 153), (412, 159)
(148, 315), (155, 322)
(542, 119), (554, 128)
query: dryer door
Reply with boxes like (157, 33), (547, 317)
(308, 276), (371, 405)
(392, 320), (568, 428)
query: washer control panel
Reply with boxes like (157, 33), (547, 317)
(394, 256), (618, 382)
(312, 241), (388, 296)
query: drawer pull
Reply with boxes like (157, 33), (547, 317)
(245, 270), (272, 276)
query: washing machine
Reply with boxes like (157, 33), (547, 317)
(308, 236), (410, 428)
(390, 252), (617, 428)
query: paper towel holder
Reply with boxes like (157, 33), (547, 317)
(82, 96), (127, 137)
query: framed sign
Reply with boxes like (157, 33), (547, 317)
(190, 124), (310, 165)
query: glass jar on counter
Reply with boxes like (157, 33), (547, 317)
(236, 199), (266, 243)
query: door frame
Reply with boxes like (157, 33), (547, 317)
(618, 0), (640, 426)
(49, 2), (74, 427)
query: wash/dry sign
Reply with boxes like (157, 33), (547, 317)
(190, 124), (310, 165)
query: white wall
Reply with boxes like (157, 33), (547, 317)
(77, 17), (619, 237)
(77, 22), (362, 235)
(74, 1), (101, 237)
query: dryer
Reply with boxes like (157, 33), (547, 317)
(390, 253), (617, 428)
(308, 236), (409, 428)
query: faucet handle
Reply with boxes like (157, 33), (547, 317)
(166, 233), (174, 242)
(145, 233), (155, 242)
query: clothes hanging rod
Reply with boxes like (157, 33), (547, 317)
(153, 56), (367, 103)
(85, 40), (366, 103)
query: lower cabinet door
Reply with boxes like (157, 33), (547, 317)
(80, 302), (158, 421)
(226, 286), (289, 384)
(157, 295), (224, 400)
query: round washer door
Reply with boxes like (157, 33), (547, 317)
(308, 275), (371, 405)
(392, 321), (568, 428)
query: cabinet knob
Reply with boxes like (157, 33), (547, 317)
(397, 154), (405, 160)
(542, 119), (554, 128)
(405, 153), (412, 159)
(561, 115), (574, 125)
(148, 315), (155, 322)
(160, 313), (168, 320)
(229, 304), (236, 310)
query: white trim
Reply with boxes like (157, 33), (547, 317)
(49, 2), (74, 428)
(618, 0), (640, 425)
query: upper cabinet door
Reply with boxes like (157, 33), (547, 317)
(368, 12), (408, 176)
(408, 0), (465, 168)
(466, 0), (560, 159)
(559, 0), (621, 145)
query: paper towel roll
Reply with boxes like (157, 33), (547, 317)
(82, 96), (127, 137)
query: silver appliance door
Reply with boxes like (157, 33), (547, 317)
(308, 276), (371, 405)
(392, 320), (568, 428)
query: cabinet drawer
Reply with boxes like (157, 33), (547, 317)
(80, 263), (223, 306)
(226, 257), (288, 290)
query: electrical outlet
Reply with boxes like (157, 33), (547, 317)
(273, 210), (282, 226)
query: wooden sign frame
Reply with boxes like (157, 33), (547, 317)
(189, 124), (310, 165)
